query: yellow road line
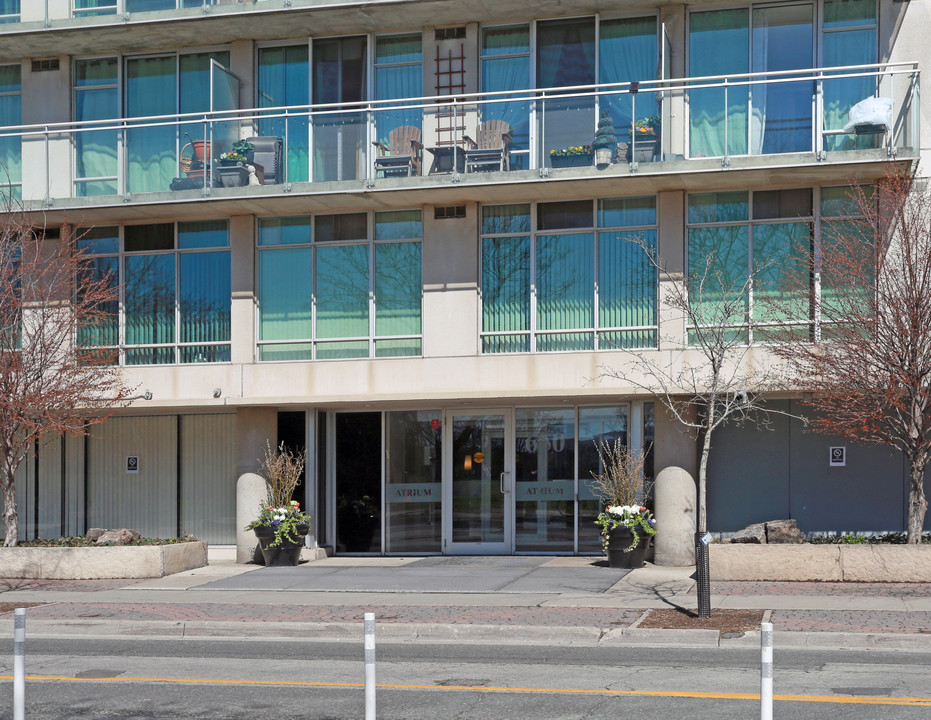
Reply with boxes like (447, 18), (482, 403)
(1, 676), (930, 707)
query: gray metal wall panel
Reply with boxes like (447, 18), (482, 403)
(87, 416), (178, 537)
(707, 400), (791, 531)
(37, 436), (63, 539)
(708, 400), (910, 534)
(788, 400), (906, 533)
(180, 414), (237, 544)
(65, 433), (85, 537)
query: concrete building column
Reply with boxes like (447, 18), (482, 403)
(655, 401), (697, 480)
(657, 190), (686, 351)
(422, 202), (480, 358)
(236, 407), (277, 478)
(20, 56), (71, 203)
(235, 407), (276, 563)
(229, 214), (255, 366)
(659, 4), (687, 160)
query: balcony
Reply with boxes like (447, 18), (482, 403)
(3, 62), (919, 215)
(1, 1), (259, 26)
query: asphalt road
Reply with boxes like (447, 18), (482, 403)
(2, 638), (931, 719)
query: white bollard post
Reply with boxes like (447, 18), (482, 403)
(13, 607), (25, 720)
(761, 621), (773, 720)
(364, 612), (376, 720)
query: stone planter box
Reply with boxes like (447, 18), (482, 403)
(0, 541), (207, 579)
(710, 543), (931, 582)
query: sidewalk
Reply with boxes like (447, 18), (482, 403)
(1, 549), (930, 650)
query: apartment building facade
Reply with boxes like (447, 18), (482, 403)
(0, 0), (927, 551)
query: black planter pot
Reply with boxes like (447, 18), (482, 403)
(253, 524), (309, 567)
(625, 135), (658, 163)
(550, 153), (593, 168)
(605, 526), (651, 569)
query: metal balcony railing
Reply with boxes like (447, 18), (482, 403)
(0, 62), (919, 207)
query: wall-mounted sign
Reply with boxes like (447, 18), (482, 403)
(829, 447), (846, 467)
(126, 456), (140, 474)
(431, 418), (440, 430)
(473, 452), (485, 464)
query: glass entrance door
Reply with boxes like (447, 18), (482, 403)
(444, 411), (513, 554)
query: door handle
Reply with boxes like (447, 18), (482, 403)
(500, 471), (510, 494)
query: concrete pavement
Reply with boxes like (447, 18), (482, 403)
(1, 549), (930, 651)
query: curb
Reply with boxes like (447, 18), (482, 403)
(12, 619), (931, 651)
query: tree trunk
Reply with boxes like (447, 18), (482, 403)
(1, 468), (18, 547)
(907, 457), (928, 544)
(697, 412), (714, 534)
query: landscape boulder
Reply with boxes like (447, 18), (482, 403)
(729, 522), (766, 543)
(765, 518), (804, 544)
(85, 527), (106, 543)
(94, 528), (141, 546)
(729, 519), (804, 544)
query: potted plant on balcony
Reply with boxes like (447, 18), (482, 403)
(590, 437), (656, 569)
(627, 114), (660, 163)
(245, 441), (311, 566)
(549, 144), (593, 168)
(218, 139), (254, 167)
(592, 111), (617, 166)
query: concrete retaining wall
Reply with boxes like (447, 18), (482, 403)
(710, 544), (931, 582)
(0, 541), (208, 579)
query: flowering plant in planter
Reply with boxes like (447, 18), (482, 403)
(590, 437), (655, 552)
(219, 140), (254, 164)
(549, 144), (593, 158)
(245, 440), (311, 549)
(633, 114), (660, 136)
(246, 500), (312, 548)
(594, 504), (657, 553)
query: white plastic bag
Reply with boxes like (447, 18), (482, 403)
(842, 96), (893, 134)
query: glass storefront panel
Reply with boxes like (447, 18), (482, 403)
(578, 406), (629, 553)
(515, 409), (575, 551)
(335, 412), (382, 553)
(325, 405), (638, 555)
(451, 414), (506, 544)
(385, 411), (442, 553)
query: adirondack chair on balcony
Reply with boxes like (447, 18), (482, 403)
(463, 120), (512, 173)
(372, 125), (423, 177)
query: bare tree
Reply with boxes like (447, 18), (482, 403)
(598, 236), (791, 616)
(770, 168), (931, 543)
(0, 207), (135, 546)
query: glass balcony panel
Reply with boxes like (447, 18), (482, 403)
(126, 56), (176, 194)
(313, 110), (366, 183)
(313, 36), (366, 182)
(126, 0), (205, 11)
(0, 60), (916, 204)
(751, 4), (814, 155)
(480, 38), (530, 171)
(74, 0), (117, 16)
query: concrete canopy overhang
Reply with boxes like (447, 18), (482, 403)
(0, 0), (691, 63)
(28, 154), (914, 227)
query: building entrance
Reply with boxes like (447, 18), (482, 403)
(326, 404), (638, 555)
(443, 410), (514, 554)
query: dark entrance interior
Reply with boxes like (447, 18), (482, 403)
(277, 411), (306, 502)
(335, 412), (382, 553)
